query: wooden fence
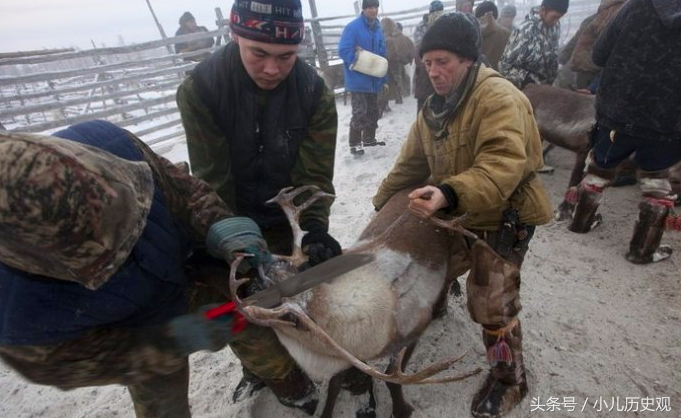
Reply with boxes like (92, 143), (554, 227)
(0, 1), (598, 152)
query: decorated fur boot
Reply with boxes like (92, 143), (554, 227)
(626, 198), (674, 264)
(471, 320), (528, 418)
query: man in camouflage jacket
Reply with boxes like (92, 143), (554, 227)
(499, 0), (569, 89)
(176, 0), (339, 413)
(0, 120), (261, 417)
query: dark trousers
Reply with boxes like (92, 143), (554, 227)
(349, 92), (379, 131)
(591, 122), (681, 171)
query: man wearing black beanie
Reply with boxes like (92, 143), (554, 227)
(374, 12), (552, 418)
(499, 0), (568, 88)
(177, 0), (342, 414)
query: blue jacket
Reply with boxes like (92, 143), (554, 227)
(338, 13), (387, 93)
(0, 120), (191, 346)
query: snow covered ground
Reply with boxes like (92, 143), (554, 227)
(1, 93), (680, 418)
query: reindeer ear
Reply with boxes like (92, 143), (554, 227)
(466, 240), (521, 326)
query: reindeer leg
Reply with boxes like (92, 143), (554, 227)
(386, 344), (417, 418)
(320, 372), (344, 418)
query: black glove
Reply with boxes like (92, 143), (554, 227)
(301, 220), (342, 267)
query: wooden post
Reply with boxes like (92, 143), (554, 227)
(214, 7), (231, 46)
(307, 0), (329, 68)
(144, 0), (173, 54)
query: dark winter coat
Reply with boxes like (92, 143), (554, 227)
(593, 0), (681, 140)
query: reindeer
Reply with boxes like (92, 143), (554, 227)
(522, 84), (596, 220)
(229, 186), (484, 418)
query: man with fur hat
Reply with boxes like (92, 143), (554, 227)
(174, 11), (215, 62)
(568, 0), (681, 264)
(475, 1), (511, 71)
(499, 0), (569, 88)
(338, 0), (387, 155)
(0, 119), (276, 417)
(373, 12), (552, 418)
(176, 0), (341, 413)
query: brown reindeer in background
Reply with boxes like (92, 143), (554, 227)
(229, 186), (484, 418)
(522, 84), (596, 220)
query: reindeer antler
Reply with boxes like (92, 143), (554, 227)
(427, 213), (480, 241)
(240, 302), (482, 385)
(265, 186), (335, 267)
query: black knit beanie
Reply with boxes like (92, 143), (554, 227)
(475, 1), (499, 19)
(419, 12), (481, 59)
(230, 0), (304, 44)
(541, 0), (569, 13)
(363, 0), (380, 9)
(429, 1), (444, 13)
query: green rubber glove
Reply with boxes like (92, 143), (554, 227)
(206, 217), (271, 269)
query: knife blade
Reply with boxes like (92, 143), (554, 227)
(242, 252), (375, 309)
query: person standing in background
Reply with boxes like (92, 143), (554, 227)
(568, 0), (681, 265)
(499, 0), (568, 89)
(475, 1), (512, 71)
(174, 12), (215, 62)
(338, 0), (387, 155)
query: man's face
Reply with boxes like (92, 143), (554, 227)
(422, 50), (473, 96)
(235, 35), (299, 90)
(539, 7), (565, 27)
(457, 1), (474, 13)
(364, 6), (379, 21)
(185, 19), (197, 30)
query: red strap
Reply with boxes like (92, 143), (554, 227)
(203, 301), (247, 334)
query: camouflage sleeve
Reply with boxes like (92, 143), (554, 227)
(176, 76), (237, 212)
(0, 326), (187, 390)
(292, 82), (338, 229)
(498, 26), (534, 88)
(126, 131), (232, 242)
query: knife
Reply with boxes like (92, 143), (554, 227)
(242, 252), (375, 309)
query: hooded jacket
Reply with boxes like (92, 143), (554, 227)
(592, 0), (681, 140)
(373, 66), (553, 229)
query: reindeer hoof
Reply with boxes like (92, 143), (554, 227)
(232, 375), (266, 403)
(554, 201), (575, 222)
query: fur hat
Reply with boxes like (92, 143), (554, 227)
(230, 0), (304, 45)
(475, 1), (499, 19)
(419, 12), (481, 59)
(541, 0), (569, 13)
(179, 12), (195, 25)
(362, 0), (380, 9)
(429, 1), (444, 13)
